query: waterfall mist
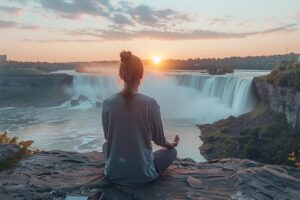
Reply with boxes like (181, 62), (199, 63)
(71, 71), (257, 124)
(66, 71), (258, 161)
(1, 70), (266, 162)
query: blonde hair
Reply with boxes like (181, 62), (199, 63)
(119, 51), (144, 107)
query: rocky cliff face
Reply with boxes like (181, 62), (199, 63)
(253, 76), (300, 130)
(0, 148), (300, 200)
(0, 74), (73, 107)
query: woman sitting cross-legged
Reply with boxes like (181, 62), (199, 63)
(101, 51), (179, 186)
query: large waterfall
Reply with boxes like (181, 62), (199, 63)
(1, 70), (267, 161)
(71, 72), (257, 124)
(174, 74), (257, 116)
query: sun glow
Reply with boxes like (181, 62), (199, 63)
(152, 56), (161, 65)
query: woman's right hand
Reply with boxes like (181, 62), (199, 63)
(169, 135), (180, 147)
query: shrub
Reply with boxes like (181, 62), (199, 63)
(288, 151), (300, 168)
(267, 61), (300, 92)
(0, 132), (39, 156)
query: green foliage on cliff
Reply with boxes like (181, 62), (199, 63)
(202, 130), (238, 158)
(238, 117), (300, 165)
(202, 104), (300, 166)
(267, 60), (300, 91)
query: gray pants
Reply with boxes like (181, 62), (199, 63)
(102, 142), (177, 175)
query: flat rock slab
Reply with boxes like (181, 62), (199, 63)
(0, 151), (300, 200)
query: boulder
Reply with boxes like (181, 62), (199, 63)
(78, 95), (89, 102)
(96, 101), (102, 108)
(0, 144), (21, 163)
(0, 151), (299, 200)
(70, 99), (80, 107)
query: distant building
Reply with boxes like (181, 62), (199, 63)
(0, 55), (7, 63)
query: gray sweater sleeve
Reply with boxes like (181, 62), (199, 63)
(102, 100), (109, 140)
(150, 100), (168, 147)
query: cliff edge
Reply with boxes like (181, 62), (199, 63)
(253, 75), (300, 130)
(0, 149), (300, 200)
(199, 63), (300, 166)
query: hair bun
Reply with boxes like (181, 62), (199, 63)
(120, 51), (132, 63)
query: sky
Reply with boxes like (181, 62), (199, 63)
(0, 0), (300, 62)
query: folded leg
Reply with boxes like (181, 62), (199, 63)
(153, 147), (177, 175)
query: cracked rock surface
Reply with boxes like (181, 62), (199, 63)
(0, 150), (300, 200)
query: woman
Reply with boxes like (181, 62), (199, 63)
(101, 51), (179, 186)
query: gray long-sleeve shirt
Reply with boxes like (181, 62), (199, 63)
(102, 92), (168, 185)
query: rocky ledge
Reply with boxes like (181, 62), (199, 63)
(1, 149), (300, 200)
(198, 103), (278, 161)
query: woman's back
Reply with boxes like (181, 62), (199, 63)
(102, 92), (163, 185)
(101, 51), (178, 186)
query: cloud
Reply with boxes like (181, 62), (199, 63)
(36, 0), (190, 27)
(237, 19), (253, 27)
(206, 16), (232, 25)
(111, 13), (134, 26)
(26, 23), (296, 43)
(0, 6), (23, 15)
(0, 20), (18, 28)
(21, 38), (101, 43)
(6, 0), (30, 3)
(39, 0), (111, 19)
(256, 24), (297, 35)
(20, 24), (41, 30)
(64, 23), (298, 41)
(126, 4), (190, 27)
(94, 29), (240, 41)
(0, 20), (40, 30)
(9, 0), (297, 42)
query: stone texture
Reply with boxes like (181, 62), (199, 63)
(78, 95), (89, 102)
(71, 99), (80, 107)
(0, 144), (21, 163)
(253, 76), (300, 130)
(0, 151), (299, 200)
(198, 104), (281, 161)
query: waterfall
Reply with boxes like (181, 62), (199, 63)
(72, 75), (120, 102)
(4, 70), (260, 161)
(174, 74), (257, 116)
(70, 72), (257, 123)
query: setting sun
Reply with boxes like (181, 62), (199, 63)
(152, 56), (162, 65)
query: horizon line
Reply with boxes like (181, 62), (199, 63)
(2, 52), (299, 64)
